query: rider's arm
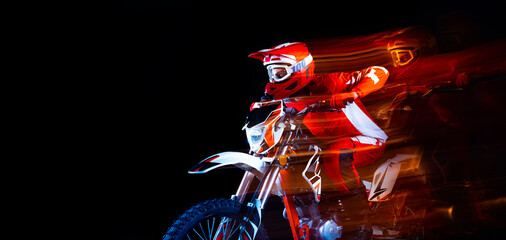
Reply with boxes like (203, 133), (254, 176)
(317, 66), (389, 98)
(318, 66), (389, 108)
(349, 66), (389, 98)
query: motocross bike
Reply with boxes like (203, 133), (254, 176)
(163, 99), (428, 240)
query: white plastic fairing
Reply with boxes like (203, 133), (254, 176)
(368, 154), (416, 201)
(273, 122), (284, 144)
(188, 152), (267, 178)
(302, 145), (322, 202)
(244, 100), (285, 154)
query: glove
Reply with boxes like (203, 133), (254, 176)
(330, 92), (358, 109)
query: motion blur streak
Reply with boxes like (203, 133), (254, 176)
(301, 25), (506, 238)
(168, 21), (506, 240)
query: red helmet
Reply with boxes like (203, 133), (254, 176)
(249, 42), (315, 100)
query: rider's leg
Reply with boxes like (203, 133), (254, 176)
(322, 138), (358, 193)
(322, 137), (386, 240)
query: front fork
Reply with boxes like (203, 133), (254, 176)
(215, 165), (281, 240)
(219, 146), (291, 240)
(242, 164), (314, 240)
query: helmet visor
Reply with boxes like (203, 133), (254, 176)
(266, 64), (292, 83)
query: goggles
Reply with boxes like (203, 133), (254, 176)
(266, 54), (313, 83)
(267, 64), (292, 83)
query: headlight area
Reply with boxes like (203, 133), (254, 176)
(246, 125), (266, 152)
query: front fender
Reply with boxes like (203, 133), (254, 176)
(188, 152), (267, 177)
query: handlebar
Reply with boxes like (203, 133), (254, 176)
(308, 100), (340, 112)
(288, 100), (340, 117)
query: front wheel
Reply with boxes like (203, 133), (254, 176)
(163, 198), (268, 240)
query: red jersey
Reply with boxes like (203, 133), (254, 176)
(285, 66), (390, 143)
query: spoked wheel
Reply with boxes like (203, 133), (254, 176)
(163, 198), (268, 240)
(179, 215), (244, 240)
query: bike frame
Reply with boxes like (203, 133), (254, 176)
(187, 100), (424, 240)
(188, 101), (321, 240)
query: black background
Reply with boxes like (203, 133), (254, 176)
(84, 1), (506, 239)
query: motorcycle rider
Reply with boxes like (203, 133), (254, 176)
(249, 42), (389, 239)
